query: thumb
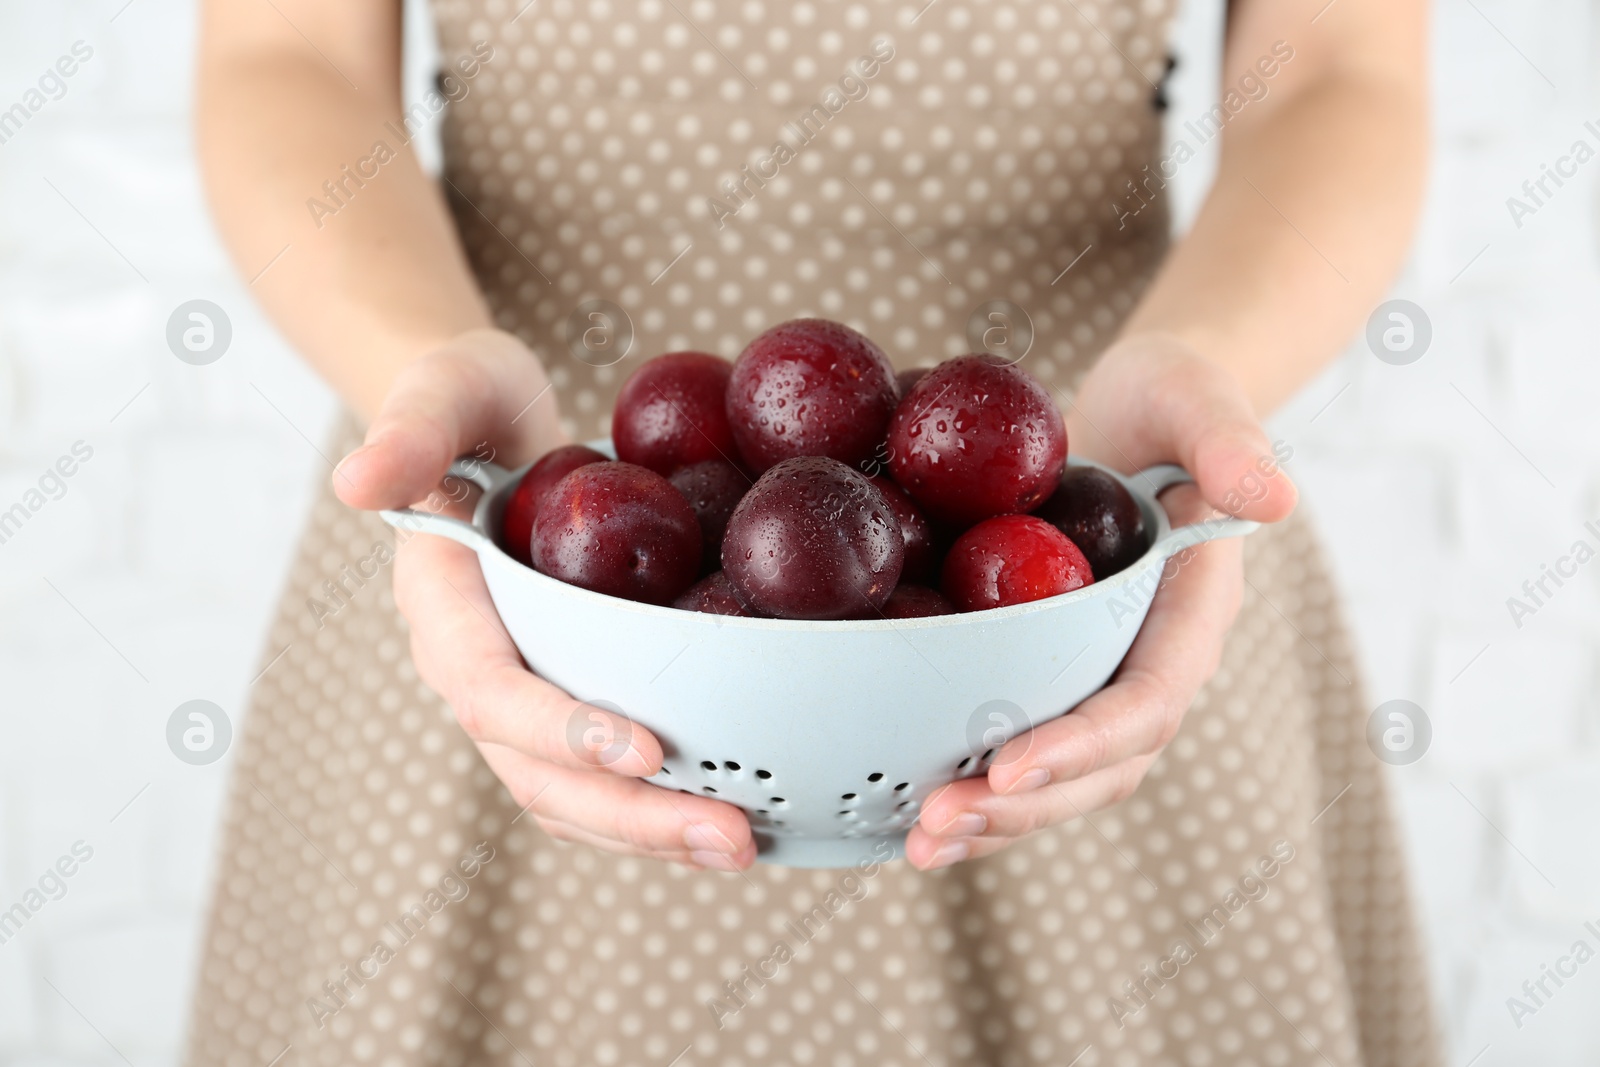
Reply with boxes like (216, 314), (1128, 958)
(1165, 374), (1297, 525)
(333, 331), (562, 512)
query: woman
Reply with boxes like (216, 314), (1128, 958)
(190, 0), (1437, 1063)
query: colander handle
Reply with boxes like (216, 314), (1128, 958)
(1133, 463), (1260, 560)
(375, 455), (514, 553)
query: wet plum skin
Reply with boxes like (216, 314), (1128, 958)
(672, 571), (756, 616)
(612, 352), (737, 475)
(530, 342), (1100, 618)
(669, 459), (751, 571)
(1034, 466), (1148, 579)
(726, 319), (899, 473)
(880, 585), (955, 618)
(531, 461), (702, 605)
(722, 456), (905, 620)
(869, 475), (940, 584)
(895, 367), (929, 397)
(941, 514), (1093, 612)
(501, 444), (607, 565)
(887, 354), (1067, 528)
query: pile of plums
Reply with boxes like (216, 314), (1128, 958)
(498, 319), (1149, 620)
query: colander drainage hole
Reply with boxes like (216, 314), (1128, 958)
(840, 793), (856, 800)
(724, 761), (741, 771)
(700, 760), (716, 771)
(702, 786), (718, 794)
(755, 809), (769, 815)
(769, 797), (786, 806)
(660, 766), (672, 776)
(893, 782), (910, 792)
(956, 757), (972, 771)
(867, 772), (884, 782)
(896, 800), (915, 810)
(755, 769), (772, 780)
(981, 748), (995, 763)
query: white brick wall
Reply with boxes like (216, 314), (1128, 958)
(0, 1), (1594, 1064)
(0, 3), (338, 1063)
(1269, 1), (1600, 1061)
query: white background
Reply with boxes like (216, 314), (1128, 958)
(0, 0), (1596, 1063)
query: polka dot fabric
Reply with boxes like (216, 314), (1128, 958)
(186, 2), (1441, 1064)
(432, 0), (1174, 441)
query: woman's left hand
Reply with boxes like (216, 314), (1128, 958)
(906, 332), (1300, 870)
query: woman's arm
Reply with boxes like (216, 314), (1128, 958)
(1127, 0), (1429, 411)
(198, 0), (759, 870)
(910, 0), (1428, 869)
(197, 0), (499, 418)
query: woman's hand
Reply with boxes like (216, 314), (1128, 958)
(906, 333), (1299, 870)
(334, 329), (758, 870)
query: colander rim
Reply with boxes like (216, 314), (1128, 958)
(467, 453), (1192, 632)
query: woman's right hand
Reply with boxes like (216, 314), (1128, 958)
(332, 329), (758, 870)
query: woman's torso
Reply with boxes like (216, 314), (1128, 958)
(182, 6), (1444, 1065)
(430, 0), (1177, 440)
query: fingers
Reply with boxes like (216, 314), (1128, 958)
(902, 831), (1016, 871)
(334, 329), (565, 512)
(478, 743), (757, 870)
(1159, 362), (1298, 524)
(1068, 337), (1297, 524)
(907, 755), (1156, 870)
(540, 819), (756, 871)
(985, 514), (1242, 795)
(395, 493), (757, 872)
(395, 529), (663, 777)
(917, 754), (1156, 847)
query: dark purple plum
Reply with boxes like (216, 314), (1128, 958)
(726, 319), (898, 472)
(895, 366), (929, 397)
(869, 475), (939, 584)
(532, 462), (701, 604)
(881, 585), (955, 618)
(722, 456), (904, 620)
(1034, 466), (1148, 579)
(672, 572), (756, 616)
(887, 354), (1066, 527)
(612, 351), (737, 475)
(669, 459), (751, 569)
(501, 444), (607, 565)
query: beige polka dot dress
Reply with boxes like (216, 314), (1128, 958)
(185, 1), (1443, 1064)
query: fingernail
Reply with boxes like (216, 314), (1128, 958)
(610, 743), (655, 777)
(1004, 768), (1050, 795)
(691, 850), (744, 870)
(684, 823), (739, 853)
(933, 812), (986, 838)
(923, 842), (969, 870)
(334, 444), (372, 475)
